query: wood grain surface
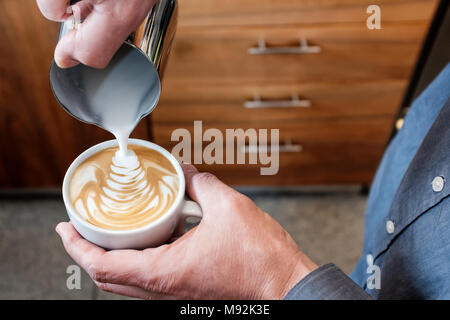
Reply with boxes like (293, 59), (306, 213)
(153, 116), (393, 185)
(154, 80), (407, 124)
(163, 23), (430, 84)
(177, 0), (438, 27)
(0, 0), (438, 187)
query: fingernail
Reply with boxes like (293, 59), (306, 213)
(55, 56), (78, 69)
(54, 56), (64, 68)
(55, 57), (67, 68)
(55, 224), (61, 235)
(66, 6), (73, 15)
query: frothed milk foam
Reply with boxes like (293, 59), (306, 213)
(70, 145), (179, 230)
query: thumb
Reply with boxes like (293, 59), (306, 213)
(54, 2), (125, 69)
(54, 30), (79, 68)
(36, 0), (71, 22)
(182, 164), (237, 216)
(54, 1), (97, 68)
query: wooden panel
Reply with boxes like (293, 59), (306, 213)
(0, 0), (150, 188)
(186, 144), (385, 185)
(152, 116), (393, 185)
(155, 80), (407, 124)
(165, 23), (430, 84)
(0, 0), (436, 188)
(178, 0), (438, 27)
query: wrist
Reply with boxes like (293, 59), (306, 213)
(256, 251), (317, 300)
(278, 252), (318, 299)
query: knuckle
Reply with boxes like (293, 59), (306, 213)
(66, 232), (80, 245)
(181, 163), (197, 174)
(140, 251), (177, 294)
(228, 192), (254, 211)
(87, 262), (107, 283)
(193, 172), (217, 186)
(143, 273), (177, 295)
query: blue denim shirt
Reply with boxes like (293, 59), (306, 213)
(286, 63), (450, 300)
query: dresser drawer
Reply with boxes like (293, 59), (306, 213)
(153, 116), (393, 148)
(178, 0), (438, 27)
(152, 116), (393, 184)
(185, 144), (385, 185)
(156, 80), (406, 124)
(165, 23), (429, 84)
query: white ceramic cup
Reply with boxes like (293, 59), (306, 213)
(62, 139), (203, 250)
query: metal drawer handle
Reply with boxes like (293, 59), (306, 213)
(244, 94), (311, 109)
(240, 141), (303, 154)
(248, 39), (321, 55)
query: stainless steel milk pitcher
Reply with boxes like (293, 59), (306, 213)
(49, 0), (178, 128)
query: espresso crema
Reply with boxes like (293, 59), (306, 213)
(70, 145), (179, 230)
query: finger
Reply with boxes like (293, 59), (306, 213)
(181, 164), (237, 215)
(93, 281), (148, 299)
(93, 281), (176, 300)
(56, 222), (106, 265)
(54, 9), (126, 68)
(37, 0), (92, 22)
(182, 164), (204, 206)
(37, 0), (72, 21)
(54, 0), (154, 69)
(181, 163), (199, 184)
(182, 163), (225, 208)
(71, 1), (93, 23)
(56, 222), (151, 288)
(54, 31), (79, 68)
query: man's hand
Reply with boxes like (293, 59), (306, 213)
(37, 0), (157, 68)
(56, 164), (317, 299)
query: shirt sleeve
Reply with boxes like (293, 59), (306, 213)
(284, 263), (373, 300)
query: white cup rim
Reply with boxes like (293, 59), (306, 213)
(62, 139), (185, 236)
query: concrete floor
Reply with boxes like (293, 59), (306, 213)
(0, 188), (366, 299)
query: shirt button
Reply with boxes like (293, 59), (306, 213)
(386, 220), (395, 234)
(432, 176), (445, 192)
(366, 254), (374, 265)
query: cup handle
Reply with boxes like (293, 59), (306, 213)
(174, 198), (203, 236)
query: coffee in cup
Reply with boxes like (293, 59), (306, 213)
(63, 139), (202, 249)
(70, 145), (179, 231)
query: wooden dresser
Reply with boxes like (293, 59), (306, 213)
(0, 0), (439, 188)
(152, 0), (439, 185)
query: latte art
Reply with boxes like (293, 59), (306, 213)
(70, 145), (179, 230)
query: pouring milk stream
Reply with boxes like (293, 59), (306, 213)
(48, 0), (179, 229)
(49, 0), (177, 154)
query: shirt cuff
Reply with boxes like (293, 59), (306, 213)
(284, 263), (373, 300)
